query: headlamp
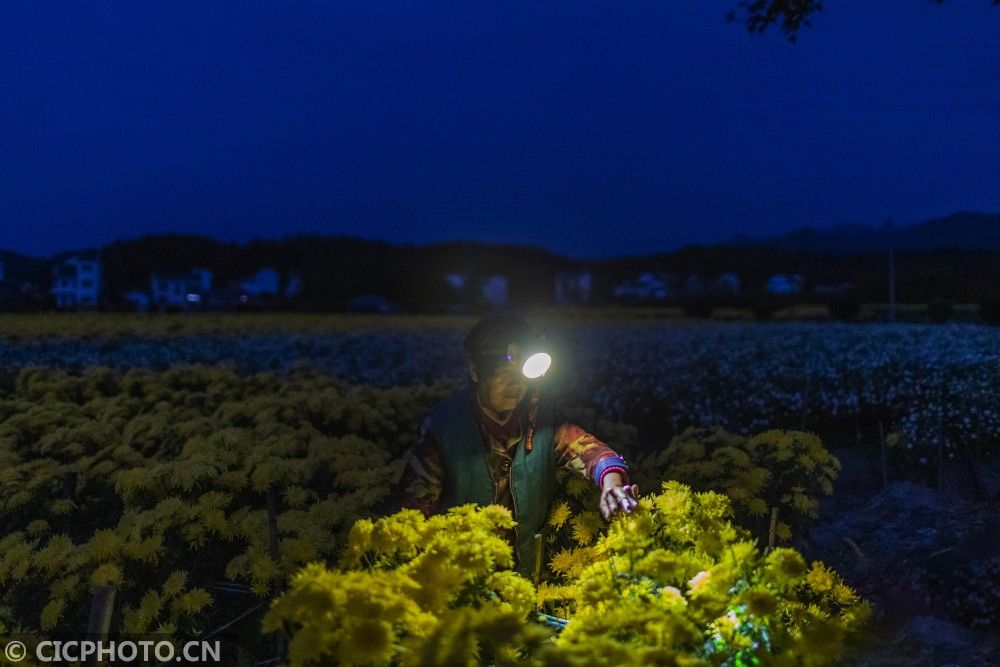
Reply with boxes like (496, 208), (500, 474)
(521, 352), (551, 379)
(501, 348), (551, 379)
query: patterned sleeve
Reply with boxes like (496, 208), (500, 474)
(551, 409), (630, 488)
(397, 414), (444, 517)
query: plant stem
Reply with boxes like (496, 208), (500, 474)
(767, 506), (779, 551)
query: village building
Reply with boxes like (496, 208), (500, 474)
(766, 273), (804, 295)
(51, 250), (101, 309)
(150, 267), (214, 310)
(613, 272), (680, 302)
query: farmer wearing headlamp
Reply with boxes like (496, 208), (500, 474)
(396, 313), (639, 579)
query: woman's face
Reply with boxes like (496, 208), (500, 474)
(472, 343), (528, 416)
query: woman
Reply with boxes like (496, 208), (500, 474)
(396, 313), (639, 579)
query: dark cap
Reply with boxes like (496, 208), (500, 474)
(464, 313), (539, 376)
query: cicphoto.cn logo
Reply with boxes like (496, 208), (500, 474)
(3, 639), (222, 664)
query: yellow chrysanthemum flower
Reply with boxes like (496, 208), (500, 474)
(547, 501), (572, 530)
(832, 583), (858, 605)
(537, 582), (576, 606)
(341, 618), (394, 665)
(170, 589), (212, 615)
(40, 598), (65, 631)
(486, 571), (535, 617)
(806, 562), (836, 593)
(550, 548), (576, 576)
(570, 511), (603, 546)
(89, 563), (124, 587)
(741, 588), (777, 616)
(764, 548), (808, 587)
(745, 497), (768, 517)
(775, 521), (792, 541)
(566, 475), (591, 499)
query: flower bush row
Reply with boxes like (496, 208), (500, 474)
(266, 482), (870, 666)
(3, 320), (995, 464)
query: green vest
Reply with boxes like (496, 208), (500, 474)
(429, 386), (556, 580)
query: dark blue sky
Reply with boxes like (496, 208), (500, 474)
(2, 1), (998, 260)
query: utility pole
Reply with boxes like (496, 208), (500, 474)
(884, 217), (896, 322)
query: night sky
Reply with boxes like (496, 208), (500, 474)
(2, 1), (998, 260)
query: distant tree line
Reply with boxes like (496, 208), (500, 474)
(93, 233), (999, 313)
(4, 232), (996, 317)
(98, 233), (576, 313)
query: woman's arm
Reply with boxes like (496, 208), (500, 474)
(551, 410), (631, 489)
(551, 409), (638, 520)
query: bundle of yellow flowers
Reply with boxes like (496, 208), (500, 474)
(532, 480), (869, 666)
(267, 481), (868, 666)
(263, 504), (550, 666)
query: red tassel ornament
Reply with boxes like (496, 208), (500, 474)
(525, 389), (540, 452)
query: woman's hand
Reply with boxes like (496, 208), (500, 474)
(599, 472), (639, 520)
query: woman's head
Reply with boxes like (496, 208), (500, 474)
(464, 313), (538, 415)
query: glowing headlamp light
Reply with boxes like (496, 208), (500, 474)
(521, 352), (551, 379)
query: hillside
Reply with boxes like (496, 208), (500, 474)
(731, 212), (1000, 253)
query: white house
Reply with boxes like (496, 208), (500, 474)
(766, 274), (804, 295)
(613, 272), (680, 301)
(150, 268), (214, 309)
(554, 271), (592, 304)
(51, 251), (101, 309)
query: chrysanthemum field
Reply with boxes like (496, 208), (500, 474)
(0, 313), (996, 665)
